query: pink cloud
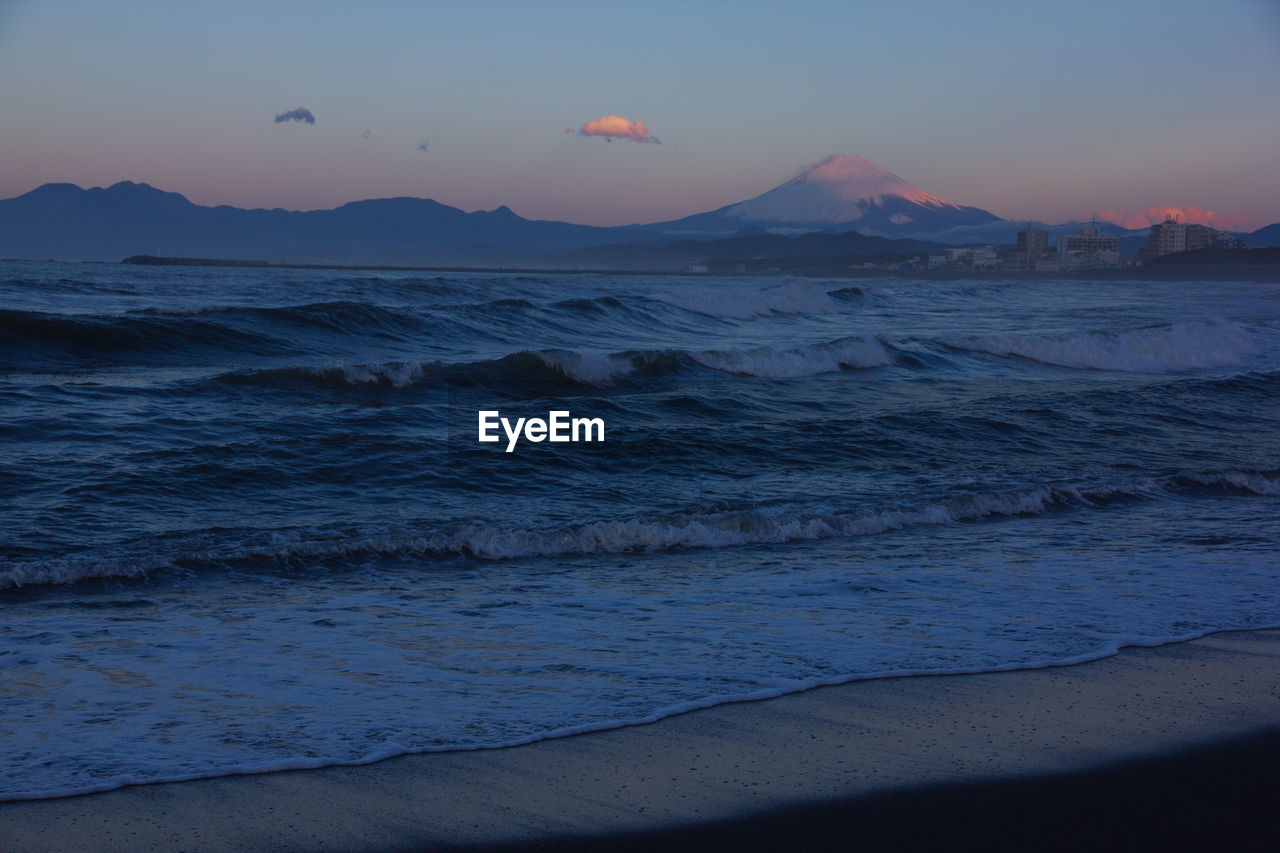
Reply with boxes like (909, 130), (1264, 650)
(568, 115), (661, 144)
(1093, 206), (1250, 231)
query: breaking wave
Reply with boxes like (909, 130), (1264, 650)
(6, 470), (1275, 589)
(660, 278), (841, 319)
(690, 336), (892, 377)
(206, 334), (900, 391)
(944, 321), (1278, 373)
(208, 349), (635, 392)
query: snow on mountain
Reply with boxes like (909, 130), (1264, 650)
(723, 155), (962, 224)
(646, 155), (1001, 240)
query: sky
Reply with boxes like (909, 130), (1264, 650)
(2, 0), (1279, 229)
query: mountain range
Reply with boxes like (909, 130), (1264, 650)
(0, 181), (651, 266)
(2, 156), (1275, 267)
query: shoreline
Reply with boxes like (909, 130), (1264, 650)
(3, 628), (1279, 851)
(1, 625), (1270, 805)
(62, 253), (1280, 282)
(3, 255), (1276, 282)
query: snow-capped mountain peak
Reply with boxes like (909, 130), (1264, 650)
(643, 155), (1000, 239)
(723, 155), (964, 225)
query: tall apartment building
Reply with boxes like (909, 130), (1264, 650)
(1143, 217), (1214, 259)
(1013, 225), (1044, 256)
(1008, 227), (1049, 270)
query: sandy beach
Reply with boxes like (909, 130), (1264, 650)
(2, 628), (1278, 852)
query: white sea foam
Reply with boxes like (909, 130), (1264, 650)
(0, 554), (160, 589)
(536, 349), (634, 384)
(7, 472), (1276, 590)
(237, 351), (632, 389)
(6, 534), (1279, 802)
(945, 321), (1275, 373)
(1188, 470), (1280, 495)
(451, 480), (1162, 560)
(663, 278), (841, 319)
(691, 336), (892, 377)
(319, 361), (427, 387)
(10, 619), (1274, 804)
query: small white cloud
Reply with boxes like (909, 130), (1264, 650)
(568, 115), (660, 144)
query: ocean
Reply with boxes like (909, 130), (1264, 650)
(2, 261), (1278, 801)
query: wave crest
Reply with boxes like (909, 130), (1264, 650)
(945, 321), (1275, 373)
(7, 470), (1275, 589)
(663, 278), (841, 319)
(691, 336), (892, 377)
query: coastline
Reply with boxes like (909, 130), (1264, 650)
(3, 628), (1279, 851)
(101, 253), (1280, 282)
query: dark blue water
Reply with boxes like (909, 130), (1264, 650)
(2, 260), (1278, 799)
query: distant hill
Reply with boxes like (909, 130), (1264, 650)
(0, 181), (649, 264)
(1247, 222), (1280, 248)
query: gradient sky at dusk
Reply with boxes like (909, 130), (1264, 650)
(2, 0), (1278, 228)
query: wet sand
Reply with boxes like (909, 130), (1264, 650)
(3, 629), (1279, 852)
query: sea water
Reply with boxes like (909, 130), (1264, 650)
(2, 262), (1278, 799)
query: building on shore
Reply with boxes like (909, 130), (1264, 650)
(1010, 228), (1049, 271)
(930, 246), (1000, 269)
(1056, 226), (1119, 268)
(1142, 217), (1215, 260)
(1209, 234), (1247, 251)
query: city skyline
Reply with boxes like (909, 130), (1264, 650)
(2, 0), (1278, 228)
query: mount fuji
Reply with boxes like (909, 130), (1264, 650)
(647, 155), (1000, 239)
